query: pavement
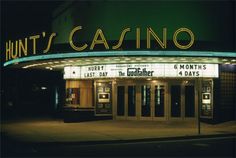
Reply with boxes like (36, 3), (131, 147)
(1, 118), (236, 144)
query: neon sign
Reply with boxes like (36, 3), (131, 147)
(5, 26), (194, 62)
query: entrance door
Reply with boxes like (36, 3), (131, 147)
(170, 82), (196, 119)
(141, 85), (151, 117)
(116, 80), (196, 120)
(140, 84), (166, 120)
(128, 86), (136, 117)
(154, 85), (165, 117)
(185, 85), (195, 117)
(116, 82), (167, 120)
(171, 85), (181, 117)
(117, 86), (125, 116)
(116, 84), (137, 119)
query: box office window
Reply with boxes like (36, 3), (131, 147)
(66, 88), (80, 105)
(65, 80), (93, 107)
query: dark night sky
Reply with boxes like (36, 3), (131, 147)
(0, 1), (63, 66)
(1, 1), (62, 41)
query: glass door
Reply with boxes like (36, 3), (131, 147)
(128, 86), (136, 116)
(171, 85), (181, 117)
(169, 81), (196, 119)
(116, 84), (136, 119)
(117, 86), (125, 116)
(141, 83), (166, 119)
(185, 85), (195, 117)
(116, 82), (167, 120)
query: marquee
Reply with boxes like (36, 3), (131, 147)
(64, 63), (219, 79)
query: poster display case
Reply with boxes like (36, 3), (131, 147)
(95, 82), (112, 116)
(200, 80), (213, 118)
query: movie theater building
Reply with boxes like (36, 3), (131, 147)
(3, 1), (236, 122)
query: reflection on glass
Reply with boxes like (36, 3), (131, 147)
(141, 85), (151, 116)
(128, 86), (136, 116)
(155, 85), (165, 117)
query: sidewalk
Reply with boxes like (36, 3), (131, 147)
(1, 118), (236, 143)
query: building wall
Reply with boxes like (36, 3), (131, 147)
(52, 1), (235, 48)
(219, 71), (236, 121)
(65, 80), (93, 108)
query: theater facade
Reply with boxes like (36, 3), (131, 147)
(3, 1), (236, 122)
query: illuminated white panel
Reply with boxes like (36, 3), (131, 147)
(152, 64), (165, 77)
(63, 66), (81, 79)
(202, 64), (219, 78)
(164, 64), (178, 77)
(64, 64), (219, 79)
(63, 67), (71, 79)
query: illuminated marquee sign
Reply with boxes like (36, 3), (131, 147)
(64, 63), (219, 79)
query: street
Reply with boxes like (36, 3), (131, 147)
(2, 134), (235, 157)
